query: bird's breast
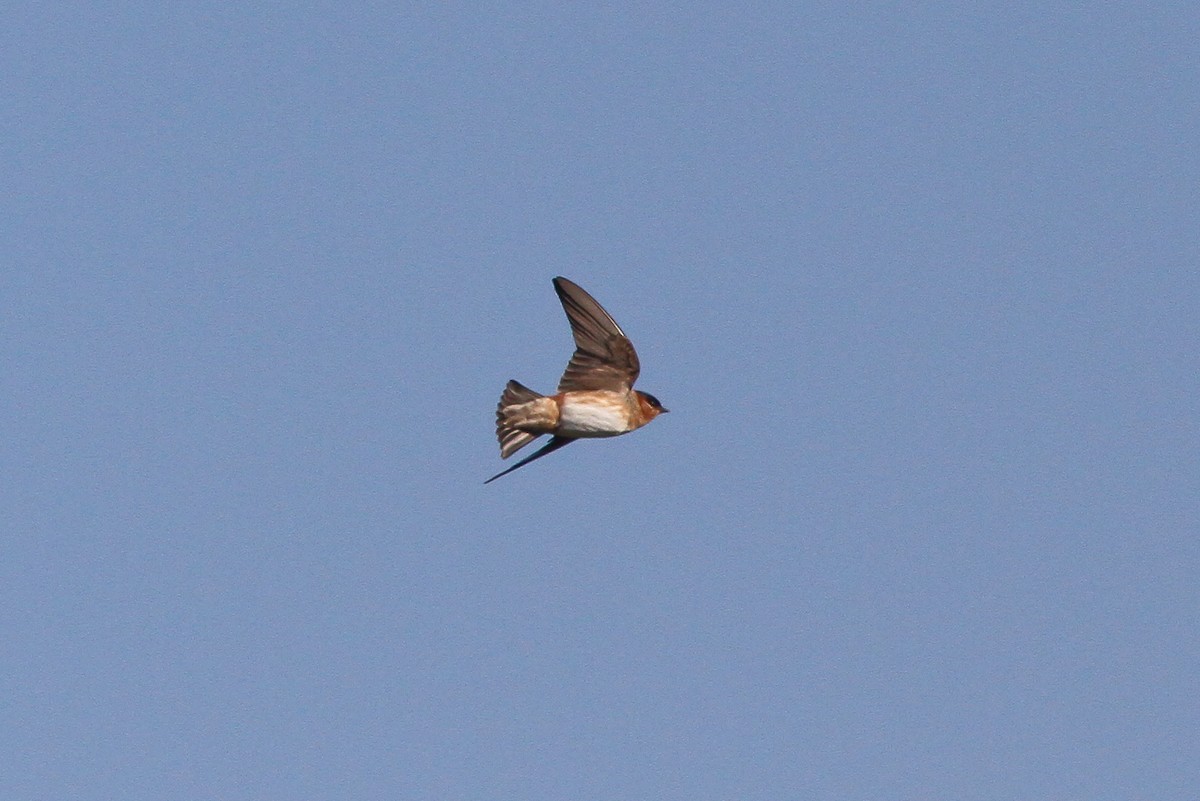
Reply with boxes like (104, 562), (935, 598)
(556, 392), (634, 437)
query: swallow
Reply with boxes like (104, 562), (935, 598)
(485, 276), (667, 484)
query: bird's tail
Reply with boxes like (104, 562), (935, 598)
(495, 380), (557, 458)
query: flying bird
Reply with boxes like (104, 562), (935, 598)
(485, 277), (667, 484)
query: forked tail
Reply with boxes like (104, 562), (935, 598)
(495, 380), (547, 458)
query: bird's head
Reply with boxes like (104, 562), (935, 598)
(635, 390), (668, 423)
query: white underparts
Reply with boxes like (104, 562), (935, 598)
(557, 397), (629, 437)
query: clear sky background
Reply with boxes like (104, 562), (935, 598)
(4, 4), (1197, 800)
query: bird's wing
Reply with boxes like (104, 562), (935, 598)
(553, 277), (640, 393)
(483, 436), (573, 484)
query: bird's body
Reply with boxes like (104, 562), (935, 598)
(558, 390), (648, 437)
(485, 277), (667, 484)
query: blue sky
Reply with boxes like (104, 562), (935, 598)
(4, 4), (1197, 799)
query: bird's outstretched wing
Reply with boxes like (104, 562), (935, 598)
(553, 277), (640, 394)
(483, 436), (573, 484)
